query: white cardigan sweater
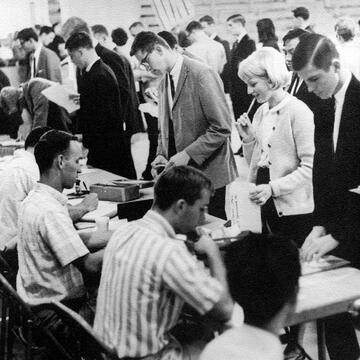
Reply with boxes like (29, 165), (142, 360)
(243, 94), (314, 216)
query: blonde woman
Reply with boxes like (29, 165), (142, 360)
(236, 47), (314, 246)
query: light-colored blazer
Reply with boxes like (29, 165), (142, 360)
(243, 95), (314, 216)
(157, 56), (237, 189)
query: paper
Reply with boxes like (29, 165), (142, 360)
(349, 186), (360, 194)
(42, 84), (80, 113)
(228, 181), (262, 233)
(68, 199), (118, 222)
(139, 102), (158, 117)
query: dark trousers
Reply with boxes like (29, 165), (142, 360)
(208, 186), (226, 220)
(142, 113), (158, 180)
(256, 167), (312, 247)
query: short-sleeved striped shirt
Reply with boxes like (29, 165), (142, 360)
(16, 183), (89, 305)
(94, 210), (223, 358)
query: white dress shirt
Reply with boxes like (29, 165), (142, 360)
(85, 55), (100, 72)
(0, 149), (39, 249)
(333, 69), (352, 151)
(31, 43), (42, 78)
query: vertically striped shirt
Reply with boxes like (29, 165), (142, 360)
(94, 210), (223, 358)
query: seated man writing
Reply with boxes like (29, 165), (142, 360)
(200, 233), (301, 360)
(94, 166), (241, 360)
(17, 130), (112, 357)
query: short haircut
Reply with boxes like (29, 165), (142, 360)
(225, 233), (300, 327)
(34, 130), (78, 174)
(292, 33), (339, 72)
(39, 26), (54, 35)
(335, 17), (356, 42)
(282, 28), (307, 45)
(153, 166), (213, 210)
(185, 20), (203, 34)
(226, 14), (246, 27)
(24, 126), (52, 150)
(199, 15), (215, 25)
(91, 24), (108, 37)
(292, 6), (310, 20)
(61, 17), (90, 41)
(65, 31), (93, 51)
(111, 27), (128, 46)
(158, 31), (177, 49)
(17, 27), (38, 42)
(130, 31), (169, 56)
(129, 21), (144, 30)
(256, 18), (278, 43)
(238, 47), (290, 89)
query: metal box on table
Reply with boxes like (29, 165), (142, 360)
(89, 183), (140, 202)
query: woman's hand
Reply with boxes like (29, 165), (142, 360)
(235, 113), (254, 141)
(249, 184), (272, 206)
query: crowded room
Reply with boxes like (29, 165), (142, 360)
(1, 0), (360, 359)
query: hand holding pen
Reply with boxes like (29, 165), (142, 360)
(235, 98), (256, 141)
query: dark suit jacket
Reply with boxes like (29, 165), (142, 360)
(26, 46), (62, 83)
(229, 34), (256, 118)
(313, 75), (360, 266)
(94, 44), (143, 137)
(214, 35), (231, 93)
(78, 59), (136, 178)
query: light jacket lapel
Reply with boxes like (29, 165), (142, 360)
(172, 60), (188, 109)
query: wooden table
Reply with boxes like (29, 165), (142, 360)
(285, 267), (360, 359)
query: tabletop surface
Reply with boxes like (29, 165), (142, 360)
(286, 267), (360, 326)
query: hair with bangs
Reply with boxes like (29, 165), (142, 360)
(238, 47), (290, 89)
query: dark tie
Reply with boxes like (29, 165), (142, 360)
(168, 74), (176, 158)
(232, 40), (238, 51)
(30, 55), (36, 78)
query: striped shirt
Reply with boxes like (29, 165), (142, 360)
(17, 183), (89, 305)
(94, 210), (223, 358)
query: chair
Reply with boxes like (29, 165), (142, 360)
(0, 273), (72, 360)
(39, 300), (119, 360)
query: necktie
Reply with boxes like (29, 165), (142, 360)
(168, 74), (176, 158)
(290, 73), (300, 95)
(232, 40), (238, 51)
(31, 55), (36, 78)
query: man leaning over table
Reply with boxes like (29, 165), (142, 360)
(130, 32), (237, 220)
(94, 166), (243, 360)
(294, 33), (360, 360)
(17, 130), (112, 359)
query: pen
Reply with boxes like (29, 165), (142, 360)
(246, 97), (256, 116)
(82, 181), (88, 191)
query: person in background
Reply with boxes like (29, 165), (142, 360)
(94, 166), (239, 360)
(236, 47), (314, 246)
(17, 130), (109, 359)
(294, 32), (360, 360)
(131, 32), (237, 219)
(17, 27), (62, 83)
(129, 21), (145, 38)
(39, 26), (55, 47)
(91, 24), (109, 48)
(111, 27), (131, 62)
(185, 21), (226, 75)
(200, 233), (301, 360)
(292, 7), (314, 32)
(199, 15), (231, 92)
(256, 18), (280, 51)
(335, 17), (360, 80)
(226, 14), (256, 120)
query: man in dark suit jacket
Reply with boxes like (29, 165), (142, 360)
(200, 15), (231, 93)
(226, 14), (256, 120)
(17, 27), (62, 83)
(131, 32), (238, 219)
(294, 33), (360, 360)
(65, 32), (136, 179)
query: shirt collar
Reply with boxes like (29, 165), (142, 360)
(85, 56), (100, 72)
(262, 93), (292, 114)
(34, 182), (68, 207)
(170, 53), (183, 78)
(33, 42), (42, 60)
(334, 69), (352, 103)
(236, 31), (247, 43)
(143, 210), (177, 239)
(209, 33), (217, 40)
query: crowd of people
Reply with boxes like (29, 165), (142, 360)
(0, 5), (360, 360)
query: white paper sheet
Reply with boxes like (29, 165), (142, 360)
(228, 181), (262, 233)
(41, 84), (80, 113)
(68, 199), (118, 222)
(139, 102), (158, 117)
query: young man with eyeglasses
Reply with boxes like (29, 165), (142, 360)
(130, 32), (237, 219)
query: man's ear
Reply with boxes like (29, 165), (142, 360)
(154, 44), (164, 55)
(332, 58), (341, 73)
(173, 199), (186, 215)
(55, 154), (64, 170)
